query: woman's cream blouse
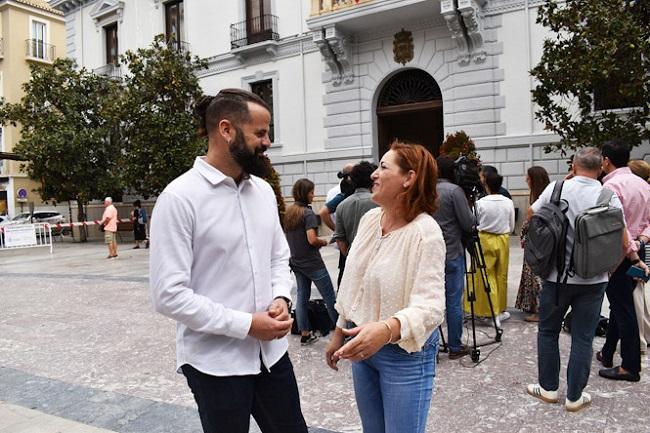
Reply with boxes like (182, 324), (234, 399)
(335, 207), (446, 353)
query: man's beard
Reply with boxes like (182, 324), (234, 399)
(229, 127), (272, 178)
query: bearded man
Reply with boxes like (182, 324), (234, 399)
(150, 88), (307, 433)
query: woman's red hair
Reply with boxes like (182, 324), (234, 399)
(390, 140), (439, 222)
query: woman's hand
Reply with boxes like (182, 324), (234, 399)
(325, 328), (345, 371)
(334, 321), (392, 362)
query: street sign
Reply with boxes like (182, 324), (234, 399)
(4, 224), (37, 247)
(17, 188), (27, 199)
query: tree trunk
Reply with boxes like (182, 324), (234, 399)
(68, 201), (75, 239)
(76, 198), (88, 242)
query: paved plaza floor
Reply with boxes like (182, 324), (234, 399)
(0, 237), (648, 433)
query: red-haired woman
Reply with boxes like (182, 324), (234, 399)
(325, 141), (446, 433)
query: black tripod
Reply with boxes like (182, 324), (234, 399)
(464, 229), (503, 362)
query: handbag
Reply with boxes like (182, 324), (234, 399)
(289, 300), (334, 336)
(307, 299), (334, 336)
(99, 222), (105, 232)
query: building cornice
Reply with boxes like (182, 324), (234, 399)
(50, 0), (94, 13)
(89, 0), (124, 25)
(197, 34), (319, 78)
(483, 0), (546, 15)
(356, 14), (447, 43)
(307, 0), (431, 30)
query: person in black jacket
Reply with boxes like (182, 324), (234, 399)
(432, 156), (475, 359)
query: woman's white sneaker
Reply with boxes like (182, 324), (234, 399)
(497, 311), (511, 322)
(526, 383), (559, 403)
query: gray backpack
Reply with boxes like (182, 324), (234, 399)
(525, 180), (569, 280)
(571, 188), (625, 278)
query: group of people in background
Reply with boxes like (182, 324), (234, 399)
(526, 143), (650, 412)
(98, 198), (149, 258)
(285, 140), (650, 421)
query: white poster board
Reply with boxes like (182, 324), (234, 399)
(4, 224), (37, 247)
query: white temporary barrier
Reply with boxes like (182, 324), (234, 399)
(0, 223), (53, 253)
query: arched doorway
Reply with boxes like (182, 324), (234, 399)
(376, 69), (444, 158)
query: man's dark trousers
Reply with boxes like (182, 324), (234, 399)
(182, 353), (308, 433)
(601, 257), (642, 374)
(538, 281), (607, 402)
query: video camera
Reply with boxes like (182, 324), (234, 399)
(453, 156), (482, 201)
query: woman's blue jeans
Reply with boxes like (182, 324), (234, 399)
(294, 267), (338, 333)
(352, 330), (439, 433)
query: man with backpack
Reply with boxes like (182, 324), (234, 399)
(525, 147), (644, 412)
(597, 140), (650, 382)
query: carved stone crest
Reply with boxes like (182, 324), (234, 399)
(393, 29), (414, 66)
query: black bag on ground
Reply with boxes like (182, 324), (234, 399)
(524, 180), (569, 279)
(562, 311), (609, 337)
(290, 300), (334, 336)
(308, 299), (333, 336)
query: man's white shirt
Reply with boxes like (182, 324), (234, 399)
(150, 157), (292, 376)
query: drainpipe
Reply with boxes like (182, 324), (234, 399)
(76, 0), (88, 67)
(299, 1), (308, 154)
(301, 41), (308, 154)
(525, 0), (534, 166)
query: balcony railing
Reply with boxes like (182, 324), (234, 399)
(311, 0), (374, 16)
(166, 37), (191, 54)
(94, 64), (122, 80)
(230, 14), (279, 49)
(25, 39), (55, 62)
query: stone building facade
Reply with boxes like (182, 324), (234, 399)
(50, 0), (649, 222)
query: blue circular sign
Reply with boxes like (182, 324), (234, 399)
(17, 188), (27, 199)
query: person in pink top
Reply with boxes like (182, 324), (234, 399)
(597, 140), (650, 382)
(100, 197), (119, 259)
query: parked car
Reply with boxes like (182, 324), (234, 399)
(0, 211), (70, 235)
(0, 212), (32, 226)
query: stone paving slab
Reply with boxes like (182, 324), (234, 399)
(1, 239), (648, 433)
(0, 401), (118, 433)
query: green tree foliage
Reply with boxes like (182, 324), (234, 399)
(0, 58), (120, 238)
(532, 0), (650, 152)
(440, 130), (480, 161)
(262, 158), (286, 227)
(117, 34), (208, 198)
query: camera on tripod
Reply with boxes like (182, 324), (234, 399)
(453, 155), (483, 202)
(445, 155), (503, 362)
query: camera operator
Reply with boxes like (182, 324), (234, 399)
(432, 155), (476, 359)
(320, 163), (355, 286)
(480, 165), (512, 199)
(320, 164), (354, 231)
